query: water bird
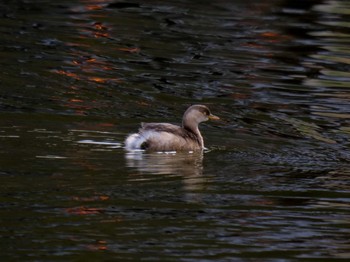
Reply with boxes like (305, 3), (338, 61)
(125, 105), (219, 151)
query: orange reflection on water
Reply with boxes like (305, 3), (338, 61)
(259, 31), (291, 42)
(72, 195), (110, 202)
(76, 22), (111, 38)
(99, 122), (115, 127)
(92, 22), (110, 38)
(86, 240), (108, 251)
(69, 51), (115, 69)
(93, 22), (107, 31)
(242, 42), (264, 49)
(89, 76), (106, 83)
(88, 76), (122, 84)
(70, 56), (112, 71)
(52, 65), (121, 85)
(80, 0), (112, 11)
(65, 206), (103, 215)
(69, 99), (84, 103)
(261, 31), (280, 38)
(93, 32), (110, 38)
(52, 69), (80, 80)
(117, 47), (141, 53)
(85, 5), (104, 11)
(59, 94), (96, 116)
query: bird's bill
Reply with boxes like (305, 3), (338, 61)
(208, 114), (220, 120)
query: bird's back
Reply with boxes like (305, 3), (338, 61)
(125, 123), (201, 151)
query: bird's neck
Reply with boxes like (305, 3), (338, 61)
(183, 121), (204, 149)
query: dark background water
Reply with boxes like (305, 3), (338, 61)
(1, 0), (350, 260)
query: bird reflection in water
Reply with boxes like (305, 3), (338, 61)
(125, 151), (205, 202)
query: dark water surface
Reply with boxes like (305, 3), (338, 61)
(1, 0), (350, 260)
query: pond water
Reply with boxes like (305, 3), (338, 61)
(1, 0), (350, 260)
